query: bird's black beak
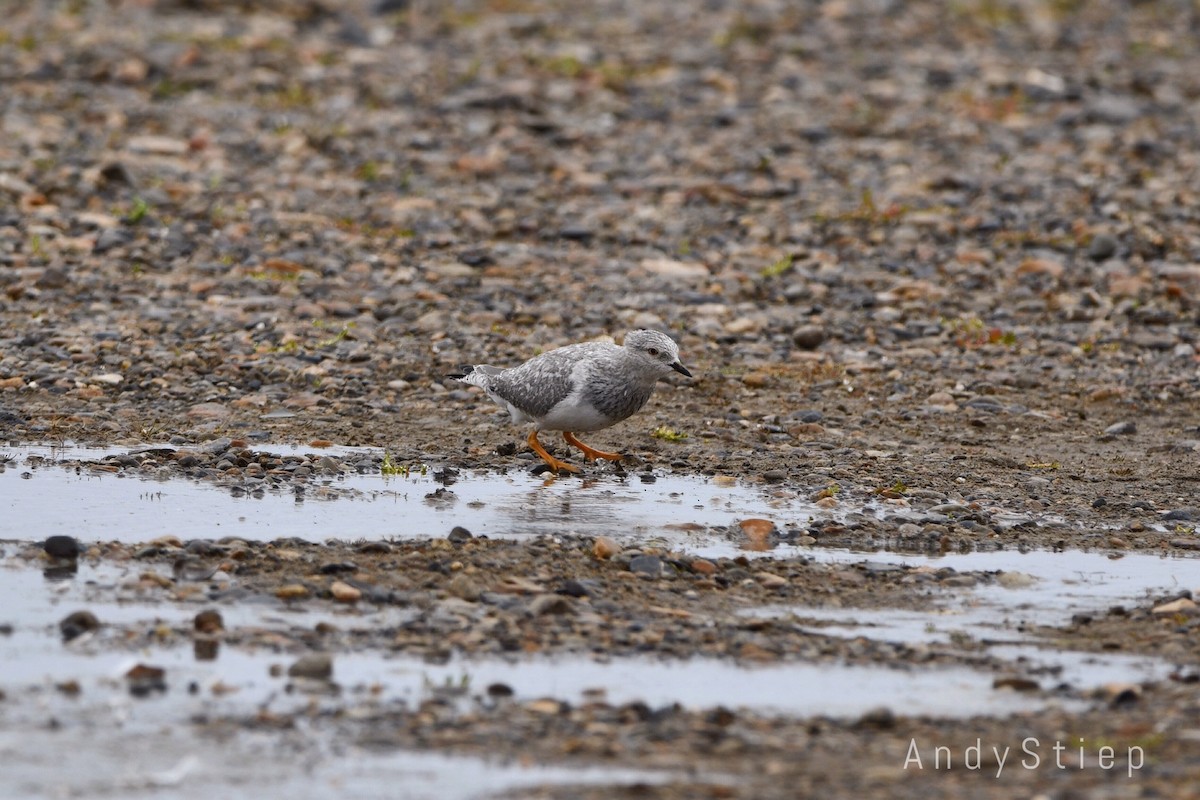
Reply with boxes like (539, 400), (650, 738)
(671, 361), (692, 378)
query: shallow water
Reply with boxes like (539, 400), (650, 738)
(2, 443), (1197, 798)
(2, 443), (1089, 555)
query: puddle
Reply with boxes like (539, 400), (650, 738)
(754, 549), (1197, 638)
(2, 444), (1196, 797)
(1, 443), (1101, 554)
(0, 560), (1053, 721)
(742, 548), (1195, 697)
(0, 725), (679, 800)
(0, 561), (701, 799)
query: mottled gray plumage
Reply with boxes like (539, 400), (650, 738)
(451, 330), (691, 472)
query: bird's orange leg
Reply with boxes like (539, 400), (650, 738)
(527, 430), (580, 473)
(563, 431), (623, 462)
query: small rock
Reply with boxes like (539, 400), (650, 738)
(1151, 597), (1197, 615)
(44, 535), (81, 560)
(60, 610), (100, 642)
(1087, 234), (1118, 261)
(762, 469), (786, 484)
(1103, 421), (1136, 436)
(691, 558), (717, 576)
(558, 579), (591, 597)
(35, 268), (69, 289)
(1169, 538), (1200, 551)
(628, 555), (663, 577)
(125, 664), (167, 697)
(275, 584), (310, 601)
(755, 572), (788, 589)
(529, 594), (574, 615)
(526, 698), (565, 715)
(194, 610), (224, 634)
(447, 526), (473, 544)
(1162, 507), (1200, 522)
(997, 571), (1037, 589)
(792, 325), (826, 350)
(593, 536), (620, 560)
(330, 581), (362, 604)
(993, 677), (1040, 692)
(288, 653), (333, 680)
(447, 573), (482, 602)
(1100, 682), (1141, 707)
(855, 706), (896, 730)
(319, 562), (358, 574)
(486, 682), (514, 698)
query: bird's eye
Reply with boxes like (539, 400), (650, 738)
(648, 348), (659, 356)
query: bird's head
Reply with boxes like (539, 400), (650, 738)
(623, 330), (692, 378)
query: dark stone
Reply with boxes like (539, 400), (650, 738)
(319, 561), (359, 574)
(558, 579), (592, 597)
(93, 228), (131, 254)
(1086, 234), (1118, 261)
(44, 535), (81, 560)
(60, 610), (100, 642)
(447, 526), (473, 544)
(629, 555), (663, 577)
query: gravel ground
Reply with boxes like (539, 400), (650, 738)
(2, 0), (1200, 797)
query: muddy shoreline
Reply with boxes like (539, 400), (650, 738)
(3, 0), (1200, 796)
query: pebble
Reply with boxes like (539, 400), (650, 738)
(275, 584), (310, 601)
(125, 664), (167, 697)
(1103, 421), (1137, 436)
(592, 536), (620, 560)
(1087, 234), (1119, 261)
(330, 581), (362, 604)
(755, 572), (788, 589)
(529, 594), (574, 615)
(1151, 597), (1197, 615)
(194, 609), (224, 634)
(447, 573), (483, 602)
(628, 555), (663, 578)
(59, 610), (100, 641)
(43, 535), (81, 560)
(791, 325), (826, 350)
(448, 526), (473, 544)
(288, 653), (334, 680)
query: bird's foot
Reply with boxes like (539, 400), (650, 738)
(563, 432), (623, 463)
(528, 430), (581, 473)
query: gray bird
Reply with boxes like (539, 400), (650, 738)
(450, 330), (692, 473)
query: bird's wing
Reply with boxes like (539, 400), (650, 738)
(488, 344), (596, 420)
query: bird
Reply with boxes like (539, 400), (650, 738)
(450, 330), (692, 473)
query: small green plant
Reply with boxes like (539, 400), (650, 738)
(314, 322), (353, 348)
(652, 426), (688, 442)
(29, 233), (46, 258)
(380, 453), (429, 477)
(423, 671), (472, 694)
(127, 197), (149, 224)
(356, 161), (380, 182)
(815, 482), (841, 500)
(760, 254), (793, 279)
(943, 316), (1018, 349)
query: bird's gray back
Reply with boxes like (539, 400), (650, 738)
(488, 343), (599, 419)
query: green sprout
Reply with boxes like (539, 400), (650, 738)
(652, 426), (688, 442)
